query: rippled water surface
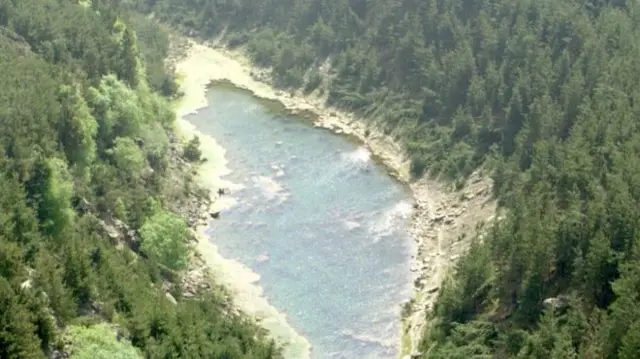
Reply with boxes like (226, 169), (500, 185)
(186, 87), (414, 358)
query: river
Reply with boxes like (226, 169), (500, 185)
(185, 85), (415, 359)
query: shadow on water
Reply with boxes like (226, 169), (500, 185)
(208, 79), (318, 122)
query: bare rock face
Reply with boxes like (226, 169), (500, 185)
(50, 350), (69, 359)
(20, 279), (32, 290)
(99, 219), (120, 241)
(181, 268), (212, 298)
(165, 292), (178, 306)
(98, 217), (141, 251)
(543, 295), (570, 313)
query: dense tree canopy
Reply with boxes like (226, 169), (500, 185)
(0, 0), (278, 357)
(130, 0), (640, 358)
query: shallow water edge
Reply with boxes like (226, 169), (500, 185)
(190, 85), (415, 358)
(206, 79), (414, 196)
(173, 45), (313, 358)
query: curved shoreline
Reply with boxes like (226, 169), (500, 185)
(173, 43), (312, 359)
(173, 36), (497, 357)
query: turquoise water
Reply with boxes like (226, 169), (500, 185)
(186, 87), (414, 359)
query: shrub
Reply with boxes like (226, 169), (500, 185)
(139, 211), (191, 270)
(304, 71), (323, 94)
(183, 135), (202, 162)
(67, 324), (142, 359)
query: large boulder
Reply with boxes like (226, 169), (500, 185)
(543, 295), (570, 313)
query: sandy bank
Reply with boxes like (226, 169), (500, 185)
(172, 37), (498, 357)
(172, 39), (312, 359)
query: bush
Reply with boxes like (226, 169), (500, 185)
(410, 153), (428, 178)
(304, 71), (323, 94)
(67, 324), (142, 359)
(226, 32), (248, 48)
(183, 135), (202, 162)
(248, 30), (277, 66)
(140, 211), (191, 270)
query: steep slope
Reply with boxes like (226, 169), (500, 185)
(131, 0), (640, 358)
(0, 1), (278, 357)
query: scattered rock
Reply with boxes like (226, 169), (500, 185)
(426, 286), (439, 294)
(99, 220), (120, 241)
(50, 350), (69, 359)
(543, 296), (570, 312)
(76, 197), (92, 214)
(20, 279), (32, 290)
(91, 301), (104, 314)
(182, 268), (212, 298)
(165, 292), (178, 305)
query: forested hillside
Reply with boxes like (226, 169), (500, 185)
(0, 0), (278, 357)
(132, 0), (640, 358)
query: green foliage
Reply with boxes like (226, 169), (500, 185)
(183, 135), (202, 162)
(127, 0), (640, 181)
(140, 211), (191, 270)
(40, 158), (76, 237)
(57, 84), (98, 175)
(304, 71), (323, 94)
(128, 0), (640, 358)
(126, 13), (178, 96)
(0, 1), (279, 357)
(247, 29), (277, 66)
(67, 324), (142, 359)
(434, 239), (493, 331)
(0, 278), (43, 359)
(108, 137), (147, 177)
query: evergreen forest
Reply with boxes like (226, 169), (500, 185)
(0, 0), (278, 357)
(4, 0), (640, 358)
(129, 0), (640, 358)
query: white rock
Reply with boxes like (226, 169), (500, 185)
(165, 292), (177, 305)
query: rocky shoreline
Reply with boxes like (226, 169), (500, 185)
(163, 130), (222, 301)
(168, 34), (498, 358)
(167, 34), (314, 359)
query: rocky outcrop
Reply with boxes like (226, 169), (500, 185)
(97, 217), (140, 251)
(402, 171), (497, 355)
(181, 266), (213, 298)
(168, 36), (499, 357)
(543, 295), (570, 313)
(163, 130), (216, 229)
